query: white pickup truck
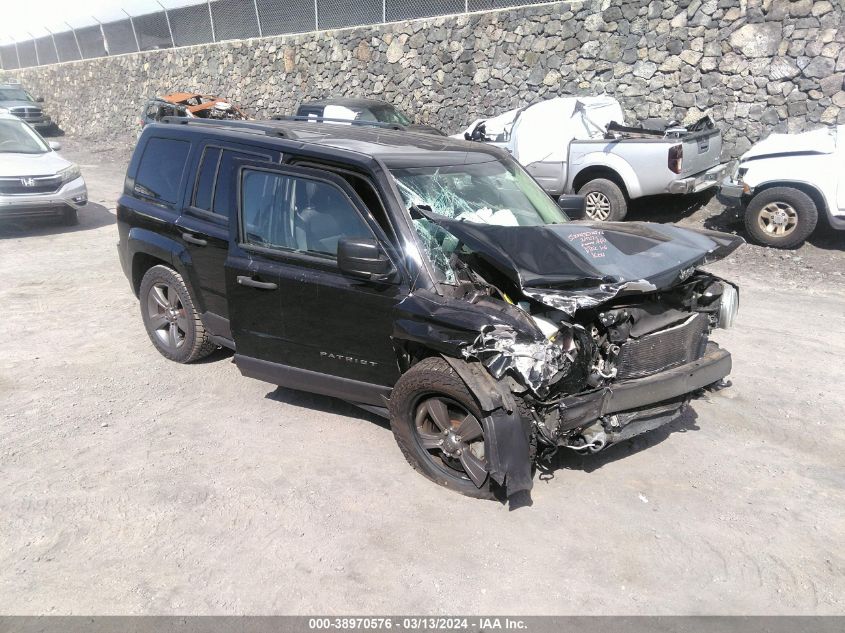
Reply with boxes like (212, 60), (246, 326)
(718, 125), (845, 248)
(455, 96), (730, 222)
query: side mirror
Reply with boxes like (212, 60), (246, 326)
(558, 194), (586, 220)
(36, 97), (44, 103)
(337, 237), (396, 282)
(48, 141), (61, 151)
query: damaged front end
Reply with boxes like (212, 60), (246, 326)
(389, 167), (742, 497)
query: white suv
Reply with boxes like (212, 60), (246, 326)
(719, 125), (845, 248)
(0, 113), (87, 225)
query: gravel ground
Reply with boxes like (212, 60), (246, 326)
(0, 138), (843, 615)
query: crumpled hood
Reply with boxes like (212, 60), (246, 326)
(741, 126), (839, 161)
(428, 217), (743, 309)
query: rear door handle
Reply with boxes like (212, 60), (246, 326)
(182, 232), (207, 246)
(237, 275), (277, 290)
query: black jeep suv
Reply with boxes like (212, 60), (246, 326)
(117, 118), (742, 500)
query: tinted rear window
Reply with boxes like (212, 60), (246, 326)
(212, 149), (271, 217)
(134, 137), (190, 205)
(192, 147), (221, 211)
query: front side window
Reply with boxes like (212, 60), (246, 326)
(0, 119), (49, 154)
(369, 106), (411, 126)
(134, 137), (190, 204)
(240, 169), (373, 258)
(390, 157), (566, 284)
(320, 104), (411, 126)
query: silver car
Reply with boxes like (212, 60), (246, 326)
(0, 114), (87, 225)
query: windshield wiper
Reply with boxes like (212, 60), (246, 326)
(408, 203), (434, 219)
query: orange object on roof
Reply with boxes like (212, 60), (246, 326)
(161, 92), (247, 119)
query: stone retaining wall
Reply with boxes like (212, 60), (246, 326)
(3, 0), (843, 157)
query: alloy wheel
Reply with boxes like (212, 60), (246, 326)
(413, 396), (488, 488)
(146, 283), (188, 350)
(758, 202), (798, 237)
(584, 191), (612, 221)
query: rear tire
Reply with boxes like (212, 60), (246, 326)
(389, 357), (498, 499)
(577, 178), (628, 221)
(744, 187), (818, 249)
(139, 265), (216, 363)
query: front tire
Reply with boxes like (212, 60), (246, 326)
(139, 265), (216, 363)
(744, 187), (818, 248)
(577, 178), (628, 221)
(389, 358), (497, 499)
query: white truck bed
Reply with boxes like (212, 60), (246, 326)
(455, 96), (729, 205)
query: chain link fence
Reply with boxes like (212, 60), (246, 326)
(0, 0), (553, 70)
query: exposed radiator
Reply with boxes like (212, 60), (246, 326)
(616, 313), (709, 380)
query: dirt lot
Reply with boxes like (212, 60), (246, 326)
(1, 138), (843, 615)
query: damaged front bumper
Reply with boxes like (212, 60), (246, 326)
(555, 343), (730, 438)
(716, 176), (749, 209)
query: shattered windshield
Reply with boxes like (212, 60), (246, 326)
(392, 159), (565, 227)
(391, 159), (567, 284)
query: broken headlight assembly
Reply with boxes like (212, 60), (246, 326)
(732, 165), (751, 195)
(698, 280), (739, 329)
(716, 283), (739, 329)
(58, 164), (81, 184)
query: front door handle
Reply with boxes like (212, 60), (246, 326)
(237, 275), (277, 290)
(182, 232), (207, 246)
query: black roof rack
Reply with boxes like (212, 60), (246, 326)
(159, 116), (293, 138)
(271, 115), (406, 131)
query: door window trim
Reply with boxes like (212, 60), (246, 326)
(290, 158), (398, 244)
(186, 142), (274, 223)
(235, 162), (389, 273)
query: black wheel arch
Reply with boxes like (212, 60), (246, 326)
(127, 227), (200, 307)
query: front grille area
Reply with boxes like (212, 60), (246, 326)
(616, 313), (709, 380)
(9, 106), (43, 120)
(0, 175), (63, 195)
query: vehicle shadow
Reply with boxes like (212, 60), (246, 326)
(260, 384), (703, 505)
(626, 190), (715, 224)
(806, 213), (845, 251)
(702, 202), (741, 233)
(194, 346), (234, 364)
(264, 386), (390, 429)
(535, 406), (701, 480)
(41, 125), (65, 138)
(0, 202), (114, 239)
(807, 228), (845, 251)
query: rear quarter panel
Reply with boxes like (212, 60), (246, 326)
(567, 140), (660, 198)
(568, 129), (723, 199)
